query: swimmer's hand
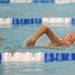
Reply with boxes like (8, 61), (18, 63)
(25, 39), (35, 47)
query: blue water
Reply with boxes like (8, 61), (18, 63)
(0, 26), (75, 75)
(0, 26), (75, 52)
(0, 61), (75, 75)
(0, 3), (75, 18)
(0, 3), (75, 75)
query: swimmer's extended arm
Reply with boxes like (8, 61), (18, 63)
(44, 26), (62, 46)
(26, 25), (62, 47)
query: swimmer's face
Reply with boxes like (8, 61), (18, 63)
(63, 33), (75, 44)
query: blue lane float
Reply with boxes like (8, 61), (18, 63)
(71, 53), (75, 60)
(12, 18), (42, 26)
(0, 0), (75, 4)
(0, 0), (10, 3)
(44, 52), (75, 62)
(33, 0), (54, 3)
(0, 53), (2, 63)
(0, 17), (75, 27)
(71, 18), (75, 25)
(44, 53), (54, 62)
(47, 0), (54, 3)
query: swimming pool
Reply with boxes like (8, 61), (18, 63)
(0, 2), (75, 75)
(0, 25), (75, 75)
(1, 25), (75, 51)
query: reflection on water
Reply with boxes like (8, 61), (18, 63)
(0, 61), (75, 75)
(1, 44), (75, 52)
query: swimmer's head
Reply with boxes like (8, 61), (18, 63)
(62, 32), (75, 45)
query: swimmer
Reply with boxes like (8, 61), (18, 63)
(26, 25), (75, 47)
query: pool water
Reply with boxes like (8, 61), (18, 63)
(0, 3), (75, 75)
(1, 26), (75, 51)
(0, 26), (75, 75)
(0, 61), (75, 75)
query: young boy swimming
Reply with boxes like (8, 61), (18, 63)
(26, 25), (75, 47)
